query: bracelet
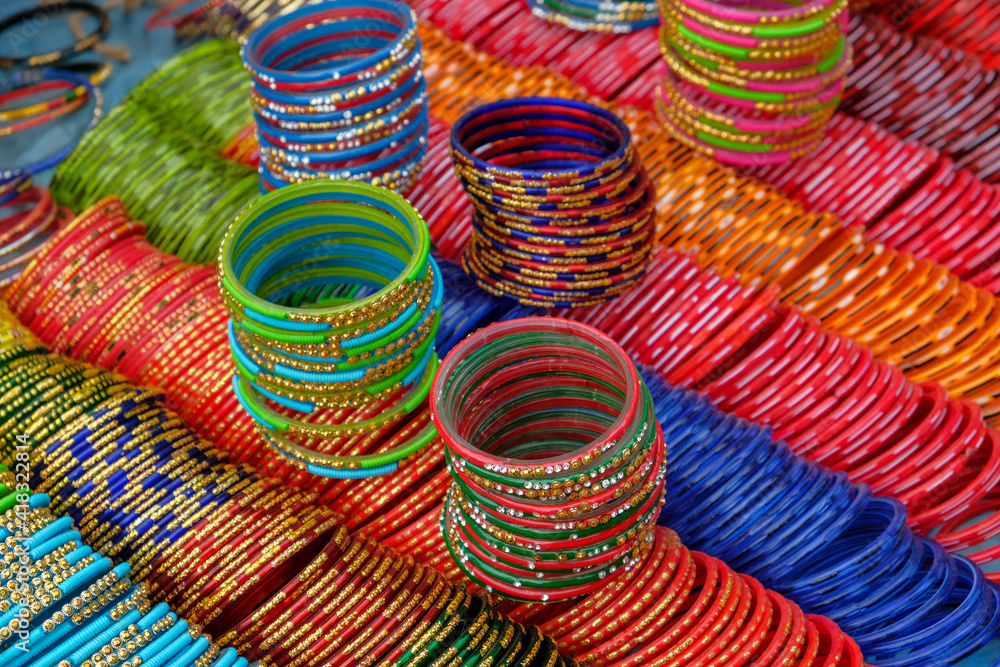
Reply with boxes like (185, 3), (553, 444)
(0, 1), (110, 67)
(524, 0), (660, 32)
(220, 180), (441, 477)
(241, 0), (428, 193)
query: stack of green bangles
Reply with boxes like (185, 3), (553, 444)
(50, 40), (257, 265)
(220, 180), (443, 479)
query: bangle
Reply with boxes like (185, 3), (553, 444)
(241, 0), (428, 193)
(0, 1), (110, 67)
(220, 180), (441, 477)
(0, 69), (103, 187)
(432, 317), (666, 602)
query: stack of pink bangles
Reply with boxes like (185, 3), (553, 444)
(655, 0), (852, 165)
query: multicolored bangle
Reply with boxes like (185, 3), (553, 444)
(241, 0), (428, 194)
(655, 0), (851, 165)
(432, 317), (666, 602)
(0, 69), (103, 191)
(220, 180), (442, 478)
(450, 97), (654, 308)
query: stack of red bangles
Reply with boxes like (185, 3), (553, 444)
(864, 0), (1000, 69)
(842, 14), (1000, 182)
(507, 527), (864, 667)
(863, 158), (1000, 293)
(656, 0), (851, 165)
(451, 97), (655, 308)
(746, 113), (939, 228)
(432, 317), (667, 602)
(241, 0), (428, 193)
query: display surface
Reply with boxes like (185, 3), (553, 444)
(3, 0), (1000, 665)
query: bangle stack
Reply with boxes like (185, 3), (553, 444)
(432, 317), (666, 602)
(655, 0), (851, 165)
(241, 0), (429, 194)
(451, 97), (655, 308)
(48, 42), (259, 266)
(220, 180), (442, 478)
(0, 1), (109, 67)
(0, 494), (249, 667)
(2, 200), (461, 530)
(524, 0), (660, 33)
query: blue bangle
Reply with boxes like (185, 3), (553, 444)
(241, 0), (427, 193)
(242, 0), (416, 85)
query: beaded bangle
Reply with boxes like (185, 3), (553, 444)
(240, 0), (428, 193)
(0, 1), (109, 67)
(220, 180), (441, 477)
(432, 317), (666, 602)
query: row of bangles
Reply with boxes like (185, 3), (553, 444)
(2, 246), (999, 664)
(0, 298), (870, 667)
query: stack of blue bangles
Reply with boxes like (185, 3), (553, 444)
(451, 97), (655, 308)
(241, 0), (428, 194)
(219, 180), (442, 478)
(642, 372), (1000, 667)
(0, 494), (247, 667)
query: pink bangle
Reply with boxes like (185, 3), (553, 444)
(681, 0), (839, 23)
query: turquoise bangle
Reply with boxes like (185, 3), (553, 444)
(220, 180), (441, 477)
